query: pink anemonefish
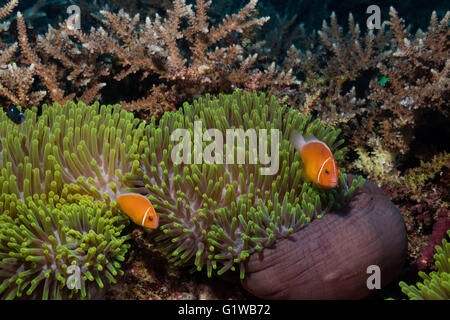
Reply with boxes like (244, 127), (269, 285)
(291, 131), (341, 189)
(117, 194), (159, 229)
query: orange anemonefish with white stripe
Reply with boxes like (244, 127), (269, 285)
(291, 131), (341, 189)
(117, 194), (159, 229)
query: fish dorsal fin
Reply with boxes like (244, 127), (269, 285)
(303, 135), (323, 144)
(291, 131), (330, 152)
(290, 130), (306, 152)
(304, 136), (332, 153)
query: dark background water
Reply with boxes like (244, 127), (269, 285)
(11, 0), (450, 35)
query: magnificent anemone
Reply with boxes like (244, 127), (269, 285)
(0, 101), (144, 211)
(399, 230), (449, 300)
(138, 90), (364, 279)
(0, 101), (140, 299)
(0, 196), (130, 299)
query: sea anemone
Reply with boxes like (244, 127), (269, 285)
(399, 230), (449, 300)
(0, 100), (142, 299)
(242, 174), (407, 299)
(0, 100), (145, 212)
(0, 196), (130, 299)
(138, 90), (365, 280)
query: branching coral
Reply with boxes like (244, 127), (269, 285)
(0, 197), (130, 299)
(279, 8), (449, 156)
(91, 0), (296, 113)
(0, 62), (46, 107)
(0, 0), (33, 106)
(317, 12), (392, 82)
(278, 11), (389, 147)
(399, 230), (450, 300)
(6, 0), (297, 118)
(259, 10), (303, 61)
(0, 0), (109, 107)
(368, 8), (450, 153)
(79, 0), (173, 21)
(138, 90), (363, 278)
(0, 0), (17, 22)
(16, 11), (71, 105)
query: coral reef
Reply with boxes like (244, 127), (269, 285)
(1, 1), (446, 157)
(399, 230), (449, 300)
(284, 9), (449, 290)
(0, 0), (446, 301)
(368, 8), (449, 153)
(279, 8), (449, 157)
(403, 152), (450, 197)
(91, 0), (295, 114)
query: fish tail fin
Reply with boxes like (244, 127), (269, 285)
(290, 130), (305, 152)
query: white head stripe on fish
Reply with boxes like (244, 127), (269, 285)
(141, 206), (152, 226)
(333, 156), (337, 177)
(317, 156), (332, 184)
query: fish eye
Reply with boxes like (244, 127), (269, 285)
(325, 169), (330, 174)
(148, 216), (153, 221)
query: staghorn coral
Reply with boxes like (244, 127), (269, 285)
(368, 8), (450, 154)
(0, 62), (47, 107)
(317, 12), (392, 82)
(278, 8), (449, 157)
(4, 0), (297, 117)
(137, 89), (364, 279)
(399, 230), (450, 300)
(0, 0), (17, 22)
(0, 197), (130, 299)
(78, 0), (173, 22)
(0, 99), (144, 211)
(30, 22), (111, 105)
(0, 0), (69, 32)
(0, 0), (40, 107)
(0, 0), (108, 107)
(65, 0), (296, 117)
(259, 10), (303, 61)
(278, 11), (389, 148)
(16, 11), (75, 105)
